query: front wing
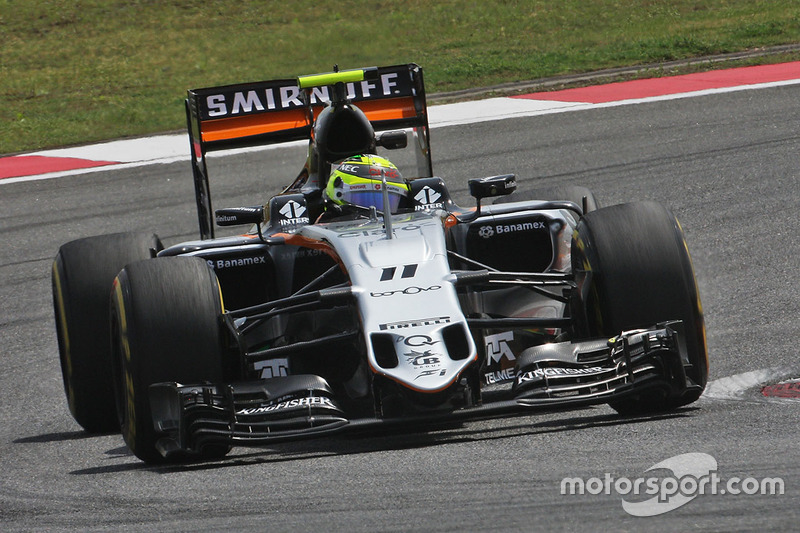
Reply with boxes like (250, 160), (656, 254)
(149, 322), (699, 459)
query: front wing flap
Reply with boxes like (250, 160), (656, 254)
(513, 321), (702, 406)
(149, 374), (347, 458)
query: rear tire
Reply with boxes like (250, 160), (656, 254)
(52, 232), (162, 433)
(571, 201), (707, 414)
(110, 257), (229, 463)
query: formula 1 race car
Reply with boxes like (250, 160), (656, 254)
(52, 64), (708, 463)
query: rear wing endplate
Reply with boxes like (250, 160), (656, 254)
(186, 63), (431, 239)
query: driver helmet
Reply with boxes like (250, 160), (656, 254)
(326, 155), (409, 214)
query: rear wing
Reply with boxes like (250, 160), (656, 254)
(185, 63), (432, 239)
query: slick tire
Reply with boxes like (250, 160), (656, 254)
(110, 257), (229, 464)
(494, 185), (599, 219)
(52, 232), (162, 433)
(571, 201), (708, 414)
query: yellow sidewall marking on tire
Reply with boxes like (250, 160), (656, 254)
(676, 219), (709, 374)
(52, 260), (76, 412)
(113, 279), (136, 448)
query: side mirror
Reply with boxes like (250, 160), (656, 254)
(376, 130), (408, 150)
(468, 174), (517, 201)
(215, 206), (264, 227)
(455, 174), (517, 223)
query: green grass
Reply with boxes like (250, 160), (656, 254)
(2, 0), (800, 154)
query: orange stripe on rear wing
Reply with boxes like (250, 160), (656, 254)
(200, 109), (310, 144)
(358, 97), (418, 123)
(198, 96), (418, 144)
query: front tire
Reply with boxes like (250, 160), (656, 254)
(52, 232), (162, 433)
(110, 257), (229, 463)
(571, 201), (708, 414)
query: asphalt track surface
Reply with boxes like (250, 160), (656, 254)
(2, 72), (800, 531)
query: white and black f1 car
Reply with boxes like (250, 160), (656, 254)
(52, 64), (708, 463)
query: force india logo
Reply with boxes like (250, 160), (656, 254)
(478, 221), (546, 239)
(236, 396), (335, 416)
(335, 220), (437, 239)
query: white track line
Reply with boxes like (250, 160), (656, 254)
(5, 78), (800, 186)
(702, 367), (800, 403)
